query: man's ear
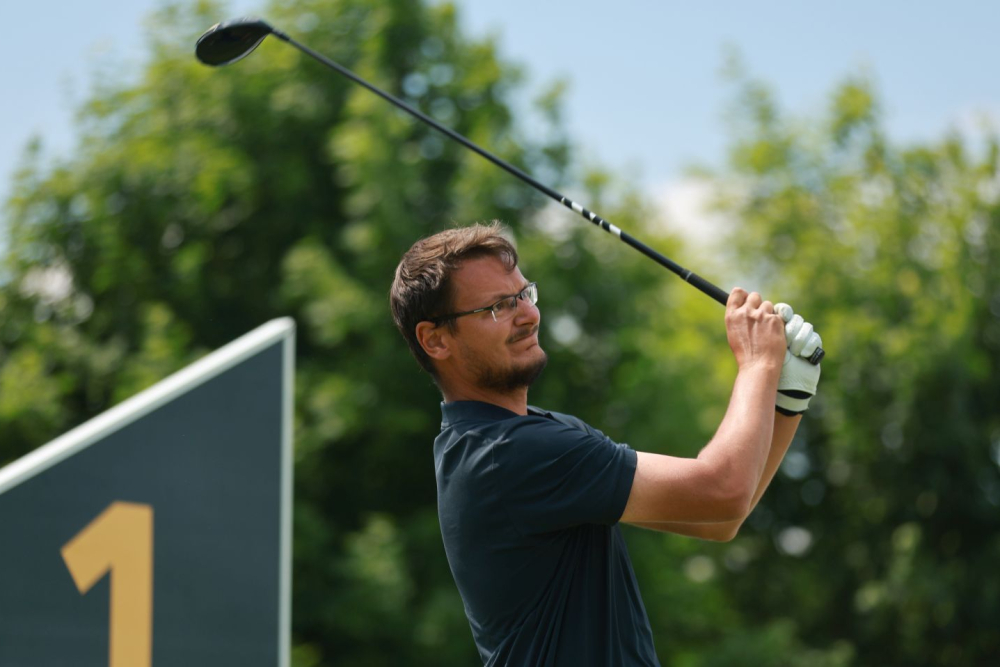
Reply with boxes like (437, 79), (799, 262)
(415, 321), (452, 361)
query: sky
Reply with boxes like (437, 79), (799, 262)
(2, 0), (999, 241)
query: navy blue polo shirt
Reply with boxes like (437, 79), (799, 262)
(434, 400), (659, 666)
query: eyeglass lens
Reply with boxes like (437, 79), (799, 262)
(491, 283), (537, 321)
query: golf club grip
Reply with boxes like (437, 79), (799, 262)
(276, 32), (825, 365)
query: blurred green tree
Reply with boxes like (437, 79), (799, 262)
(0, 0), (680, 664)
(680, 64), (1000, 666)
(0, 0), (573, 663)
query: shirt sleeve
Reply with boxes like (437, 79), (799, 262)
(493, 416), (638, 535)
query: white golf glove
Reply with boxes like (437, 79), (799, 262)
(773, 303), (822, 415)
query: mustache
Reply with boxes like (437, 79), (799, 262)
(507, 324), (539, 344)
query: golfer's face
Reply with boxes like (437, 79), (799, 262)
(448, 256), (545, 388)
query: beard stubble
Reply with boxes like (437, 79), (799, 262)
(466, 326), (548, 393)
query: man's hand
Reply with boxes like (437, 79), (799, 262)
(725, 288), (787, 372)
(774, 303), (822, 414)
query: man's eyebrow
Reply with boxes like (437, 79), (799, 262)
(484, 282), (530, 303)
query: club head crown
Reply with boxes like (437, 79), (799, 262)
(196, 17), (275, 66)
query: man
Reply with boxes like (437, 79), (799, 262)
(390, 222), (822, 666)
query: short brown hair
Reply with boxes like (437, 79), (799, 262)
(390, 222), (518, 377)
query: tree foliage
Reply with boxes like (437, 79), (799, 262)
(692, 67), (1000, 665)
(2, 1), (998, 665)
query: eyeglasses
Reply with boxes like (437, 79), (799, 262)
(430, 282), (538, 325)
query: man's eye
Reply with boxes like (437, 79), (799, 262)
(493, 298), (514, 312)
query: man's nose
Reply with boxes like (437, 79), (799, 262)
(514, 293), (539, 322)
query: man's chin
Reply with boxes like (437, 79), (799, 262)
(478, 350), (548, 393)
(515, 349), (548, 388)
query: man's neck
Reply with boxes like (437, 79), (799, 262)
(442, 384), (529, 416)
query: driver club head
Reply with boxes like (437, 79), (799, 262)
(195, 17), (276, 66)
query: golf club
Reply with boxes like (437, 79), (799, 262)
(195, 17), (824, 365)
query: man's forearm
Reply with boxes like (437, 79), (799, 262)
(629, 412), (802, 540)
(628, 520), (740, 541)
(698, 364), (782, 506)
(741, 411), (801, 514)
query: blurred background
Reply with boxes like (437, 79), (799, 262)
(2, 0), (999, 665)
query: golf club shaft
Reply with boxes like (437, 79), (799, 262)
(272, 31), (823, 365)
(276, 31), (728, 300)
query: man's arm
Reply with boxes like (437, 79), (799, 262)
(626, 412), (801, 541)
(618, 289), (787, 525)
(622, 302), (822, 539)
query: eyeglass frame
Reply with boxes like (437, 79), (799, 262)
(429, 282), (538, 326)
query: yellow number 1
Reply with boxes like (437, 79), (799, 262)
(61, 501), (154, 667)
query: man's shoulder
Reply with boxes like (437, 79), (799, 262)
(527, 405), (606, 439)
(436, 402), (610, 453)
(441, 406), (594, 451)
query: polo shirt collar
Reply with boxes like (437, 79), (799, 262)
(440, 400), (555, 427)
(440, 400), (521, 427)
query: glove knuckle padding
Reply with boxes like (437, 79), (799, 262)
(790, 321), (814, 356)
(775, 302), (794, 323)
(801, 332), (822, 356)
(785, 314), (804, 345)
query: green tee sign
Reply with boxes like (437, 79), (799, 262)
(0, 319), (294, 667)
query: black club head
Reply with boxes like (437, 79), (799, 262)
(195, 17), (276, 66)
